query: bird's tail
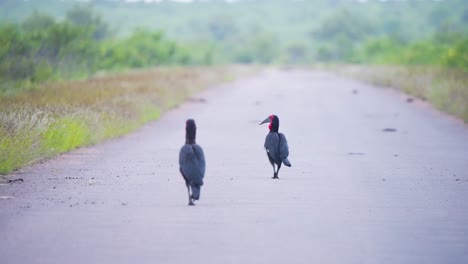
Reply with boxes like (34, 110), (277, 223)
(282, 158), (291, 167)
(191, 184), (201, 200)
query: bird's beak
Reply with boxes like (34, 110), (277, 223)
(259, 117), (270, 125)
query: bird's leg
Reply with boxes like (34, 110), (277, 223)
(186, 183), (194, 206)
(274, 164), (282, 179)
(272, 164), (279, 179)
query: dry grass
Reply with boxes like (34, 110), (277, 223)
(328, 64), (468, 123)
(0, 65), (256, 175)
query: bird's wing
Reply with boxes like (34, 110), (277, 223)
(192, 144), (206, 179)
(278, 133), (290, 160)
(264, 133), (280, 163)
(179, 145), (204, 186)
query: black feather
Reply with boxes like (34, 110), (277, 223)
(179, 119), (205, 205)
(261, 115), (291, 178)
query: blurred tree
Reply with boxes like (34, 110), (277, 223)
(311, 8), (375, 61)
(441, 36), (468, 70)
(428, 4), (453, 29)
(252, 33), (278, 64)
(21, 11), (55, 32)
(0, 24), (34, 81)
(285, 43), (307, 64)
(208, 15), (237, 41)
(312, 9), (375, 43)
(462, 9), (468, 23)
(66, 5), (110, 41)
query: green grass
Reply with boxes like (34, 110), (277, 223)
(0, 65), (255, 175)
(328, 65), (468, 123)
(42, 117), (92, 154)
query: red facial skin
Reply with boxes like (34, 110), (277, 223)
(268, 115), (273, 130)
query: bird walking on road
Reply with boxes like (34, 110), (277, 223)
(260, 115), (291, 179)
(179, 119), (206, 206)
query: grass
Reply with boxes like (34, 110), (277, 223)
(328, 65), (468, 123)
(0, 65), (255, 175)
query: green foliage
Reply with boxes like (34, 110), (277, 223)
(231, 32), (279, 64)
(312, 8), (375, 43)
(0, 129), (35, 174)
(1, 0), (467, 69)
(284, 42), (309, 64)
(98, 29), (189, 70)
(42, 117), (92, 154)
(65, 4), (110, 40)
(21, 11), (55, 32)
(441, 37), (468, 70)
(0, 6), (197, 93)
(0, 66), (249, 174)
(351, 32), (468, 71)
(208, 15), (238, 41)
(349, 37), (403, 64)
(0, 11), (99, 90)
(0, 0), (467, 90)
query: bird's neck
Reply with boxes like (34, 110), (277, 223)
(270, 122), (279, 132)
(186, 138), (196, 145)
(185, 128), (196, 144)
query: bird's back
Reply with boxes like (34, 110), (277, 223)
(179, 144), (205, 185)
(264, 132), (290, 166)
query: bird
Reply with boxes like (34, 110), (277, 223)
(259, 115), (291, 179)
(179, 119), (206, 206)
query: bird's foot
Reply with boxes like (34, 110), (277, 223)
(272, 173), (279, 179)
(188, 201), (195, 206)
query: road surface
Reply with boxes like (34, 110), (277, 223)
(1, 69), (468, 264)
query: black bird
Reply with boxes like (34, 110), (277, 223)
(259, 115), (291, 179)
(179, 119), (206, 206)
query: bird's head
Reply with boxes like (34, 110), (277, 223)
(259, 115), (279, 132)
(185, 119), (196, 144)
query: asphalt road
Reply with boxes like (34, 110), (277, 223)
(1, 69), (468, 264)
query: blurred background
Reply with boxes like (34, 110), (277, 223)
(1, 0), (467, 84)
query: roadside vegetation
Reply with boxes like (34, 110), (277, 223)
(0, 0), (467, 174)
(0, 66), (252, 174)
(0, 5), (223, 175)
(324, 20), (467, 122)
(330, 65), (468, 122)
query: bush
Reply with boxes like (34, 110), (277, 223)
(351, 33), (468, 70)
(0, 7), (195, 93)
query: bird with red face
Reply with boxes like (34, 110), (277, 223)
(259, 115), (291, 179)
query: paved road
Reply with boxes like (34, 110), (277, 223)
(1, 69), (468, 264)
